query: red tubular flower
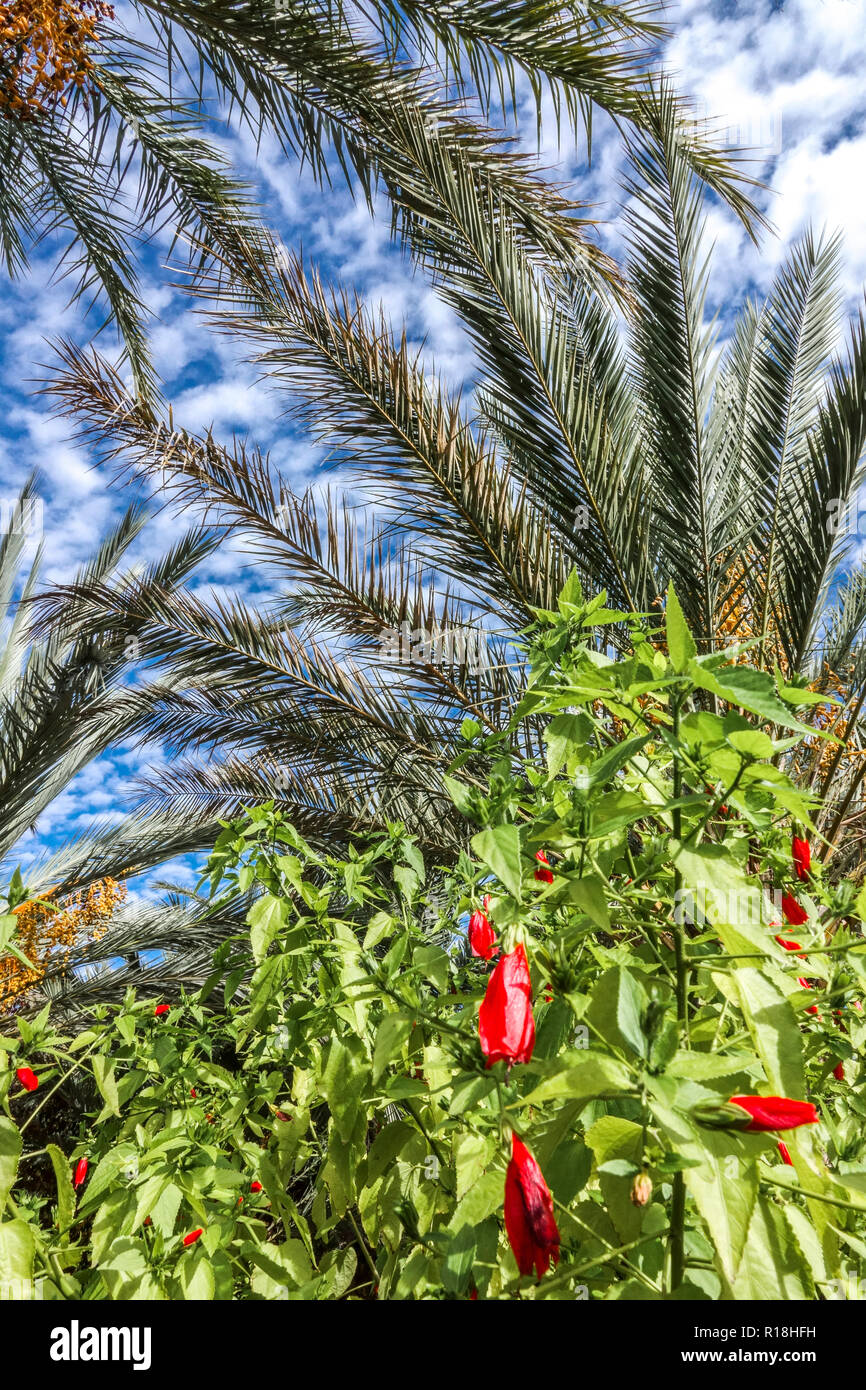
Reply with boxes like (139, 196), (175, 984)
(782, 894), (808, 926)
(774, 935), (802, 952)
(182, 1229), (203, 1247)
(189, 1087), (197, 1098)
(154, 1004), (170, 1016)
(791, 836), (811, 881)
(250, 1181), (263, 1193)
(534, 851), (554, 885)
(797, 978), (820, 1016)
(504, 1134), (560, 1279)
(728, 1095), (819, 1132)
(73, 1157), (88, 1188)
(15, 1067), (38, 1092)
(478, 943), (535, 1068)
(777, 1141), (794, 1166)
(468, 907), (497, 961)
(834, 1061), (845, 1082)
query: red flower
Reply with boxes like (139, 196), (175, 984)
(791, 836), (811, 881)
(728, 1095), (819, 1132)
(479, 943), (535, 1068)
(190, 1087), (197, 1098)
(834, 1061), (845, 1082)
(73, 1157), (88, 1188)
(15, 1067), (37, 1092)
(777, 1141), (794, 1166)
(504, 1134), (560, 1279)
(782, 894), (808, 926)
(250, 1181), (263, 1193)
(182, 1229), (203, 1246)
(774, 935), (802, 952)
(154, 1004), (170, 1016)
(797, 978), (820, 1016)
(534, 851), (554, 885)
(468, 907), (497, 961)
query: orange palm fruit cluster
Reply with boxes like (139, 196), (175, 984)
(0, 0), (114, 118)
(0, 877), (126, 1010)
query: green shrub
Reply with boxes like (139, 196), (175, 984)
(3, 579), (866, 1299)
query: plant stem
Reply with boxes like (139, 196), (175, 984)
(669, 691), (687, 1293)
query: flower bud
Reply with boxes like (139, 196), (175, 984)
(630, 1171), (653, 1207)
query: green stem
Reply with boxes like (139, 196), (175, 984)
(669, 691), (687, 1294)
(760, 1175), (866, 1213)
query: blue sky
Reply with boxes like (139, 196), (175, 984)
(2, 0), (866, 905)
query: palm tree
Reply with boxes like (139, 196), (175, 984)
(0, 0), (760, 394)
(0, 476), (236, 1009)
(33, 86), (866, 964)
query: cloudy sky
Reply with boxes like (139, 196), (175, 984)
(2, 0), (865, 894)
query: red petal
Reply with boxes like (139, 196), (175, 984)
(791, 837), (811, 881)
(506, 1135), (560, 1278)
(782, 894), (808, 926)
(728, 1095), (819, 1132)
(479, 945), (535, 1066)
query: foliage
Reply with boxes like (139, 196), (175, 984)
(0, 0), (759, 395)
(3, 587), (866, 1300)
(33, 93), (866, 986)
(0, 477), (220, 922)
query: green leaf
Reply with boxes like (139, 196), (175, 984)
(92, 1055), (121, 1118)
(100, 1236), (165, 1300)
(587, 1116), (644, 1243)
(470, 824), (523, 899)
(363, 911), (395, 949)
(585, 733), (652, 790)
(0, 1119), (21, 1206)
(690, 662), (826, 736)
(45, 1144), (76, 1245)
(732, 1197), (813, 1299)
(519, 1052), (635, 1106)
(248, 893), (288, 965)
(565, 873), (610, 929)
(726, 728), (775, 758)
(542, 713), (594, 776)
(0, 1219), (35, 1292)
(649, 1078), (760, 1295)
(249, 1240), (313, 1297)
(441, 1224), (476, 1296)
(373, 1013), (413, 1082)
(728, 968), (805, 1099)
(671, 841), (773, 959)
(178, 1251), (216, 1301)
(585, 966), (648, 1059)
(413, 943), (449, 995)
(666, 581), (697, 673)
